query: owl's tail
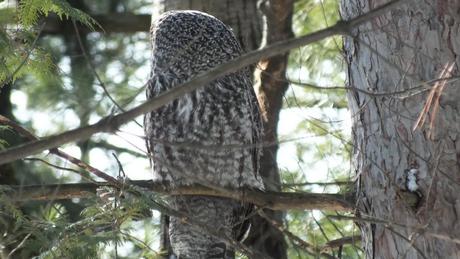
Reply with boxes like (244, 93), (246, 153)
(167, 196), (252, 259)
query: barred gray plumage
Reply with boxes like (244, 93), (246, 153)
(144, 10), (264, 258)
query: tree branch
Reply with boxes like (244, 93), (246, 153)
(0, 115), (122, 187)
(88, 139), (145, 157)
(0, 114), (353, 212)
(2, 180), (355, 211)
(0, 0), (403, 165)
(320, 235), (362, 251)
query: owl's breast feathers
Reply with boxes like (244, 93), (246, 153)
(145, 11), (264, 190)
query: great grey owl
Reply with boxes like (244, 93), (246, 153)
(144, 10), (265, 258)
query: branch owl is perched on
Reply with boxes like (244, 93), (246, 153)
(144, 10), (264, 258)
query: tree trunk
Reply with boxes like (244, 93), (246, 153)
(341, 0), (460, 258)
(154, 1), (290, 258)
(0, 83), (19, 198)
(246, 1), (293, 258)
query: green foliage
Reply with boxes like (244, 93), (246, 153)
(0, 0), (99, 86)
(18, 0), (98, 29)
(0, 1), (153, 257)
(0, 17), (53, 84)
(0, 8), (15, 24)
(0, 187), (160, 258)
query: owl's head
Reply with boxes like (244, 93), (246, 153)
(149, 11), (243, 88)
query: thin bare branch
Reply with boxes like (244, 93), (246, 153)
(89, 139), (146, 157)
(287, 76), (460, 98)
(320, 235), (361, 251)
(328, 215), (460, 245)
(258, 211), (336, 259)
(24, 157), (82, 175)
(7, 233), (32, 259)
(71, 19), (143, 128)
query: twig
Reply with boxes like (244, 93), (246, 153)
(120, 231), (159, 256)
(329, 215), (429, 259)
(328, 215), (460, 245)
(24, 157), (82, 175)
(7, 233), (32, 259)
(258, 211), (318, 256)
(0, 0), (404, 165)
(71, 19), (143, 128)
(89, 139), (146, 157)
(320, 235), (361, 251)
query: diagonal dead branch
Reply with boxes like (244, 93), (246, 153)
(0, 0), (403, 165)
(413, 62), (455, 138)
(0, 115), (121, 187)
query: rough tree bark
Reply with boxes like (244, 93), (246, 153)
(341, 0), (460, 258)
(154, 1), (290, 258)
